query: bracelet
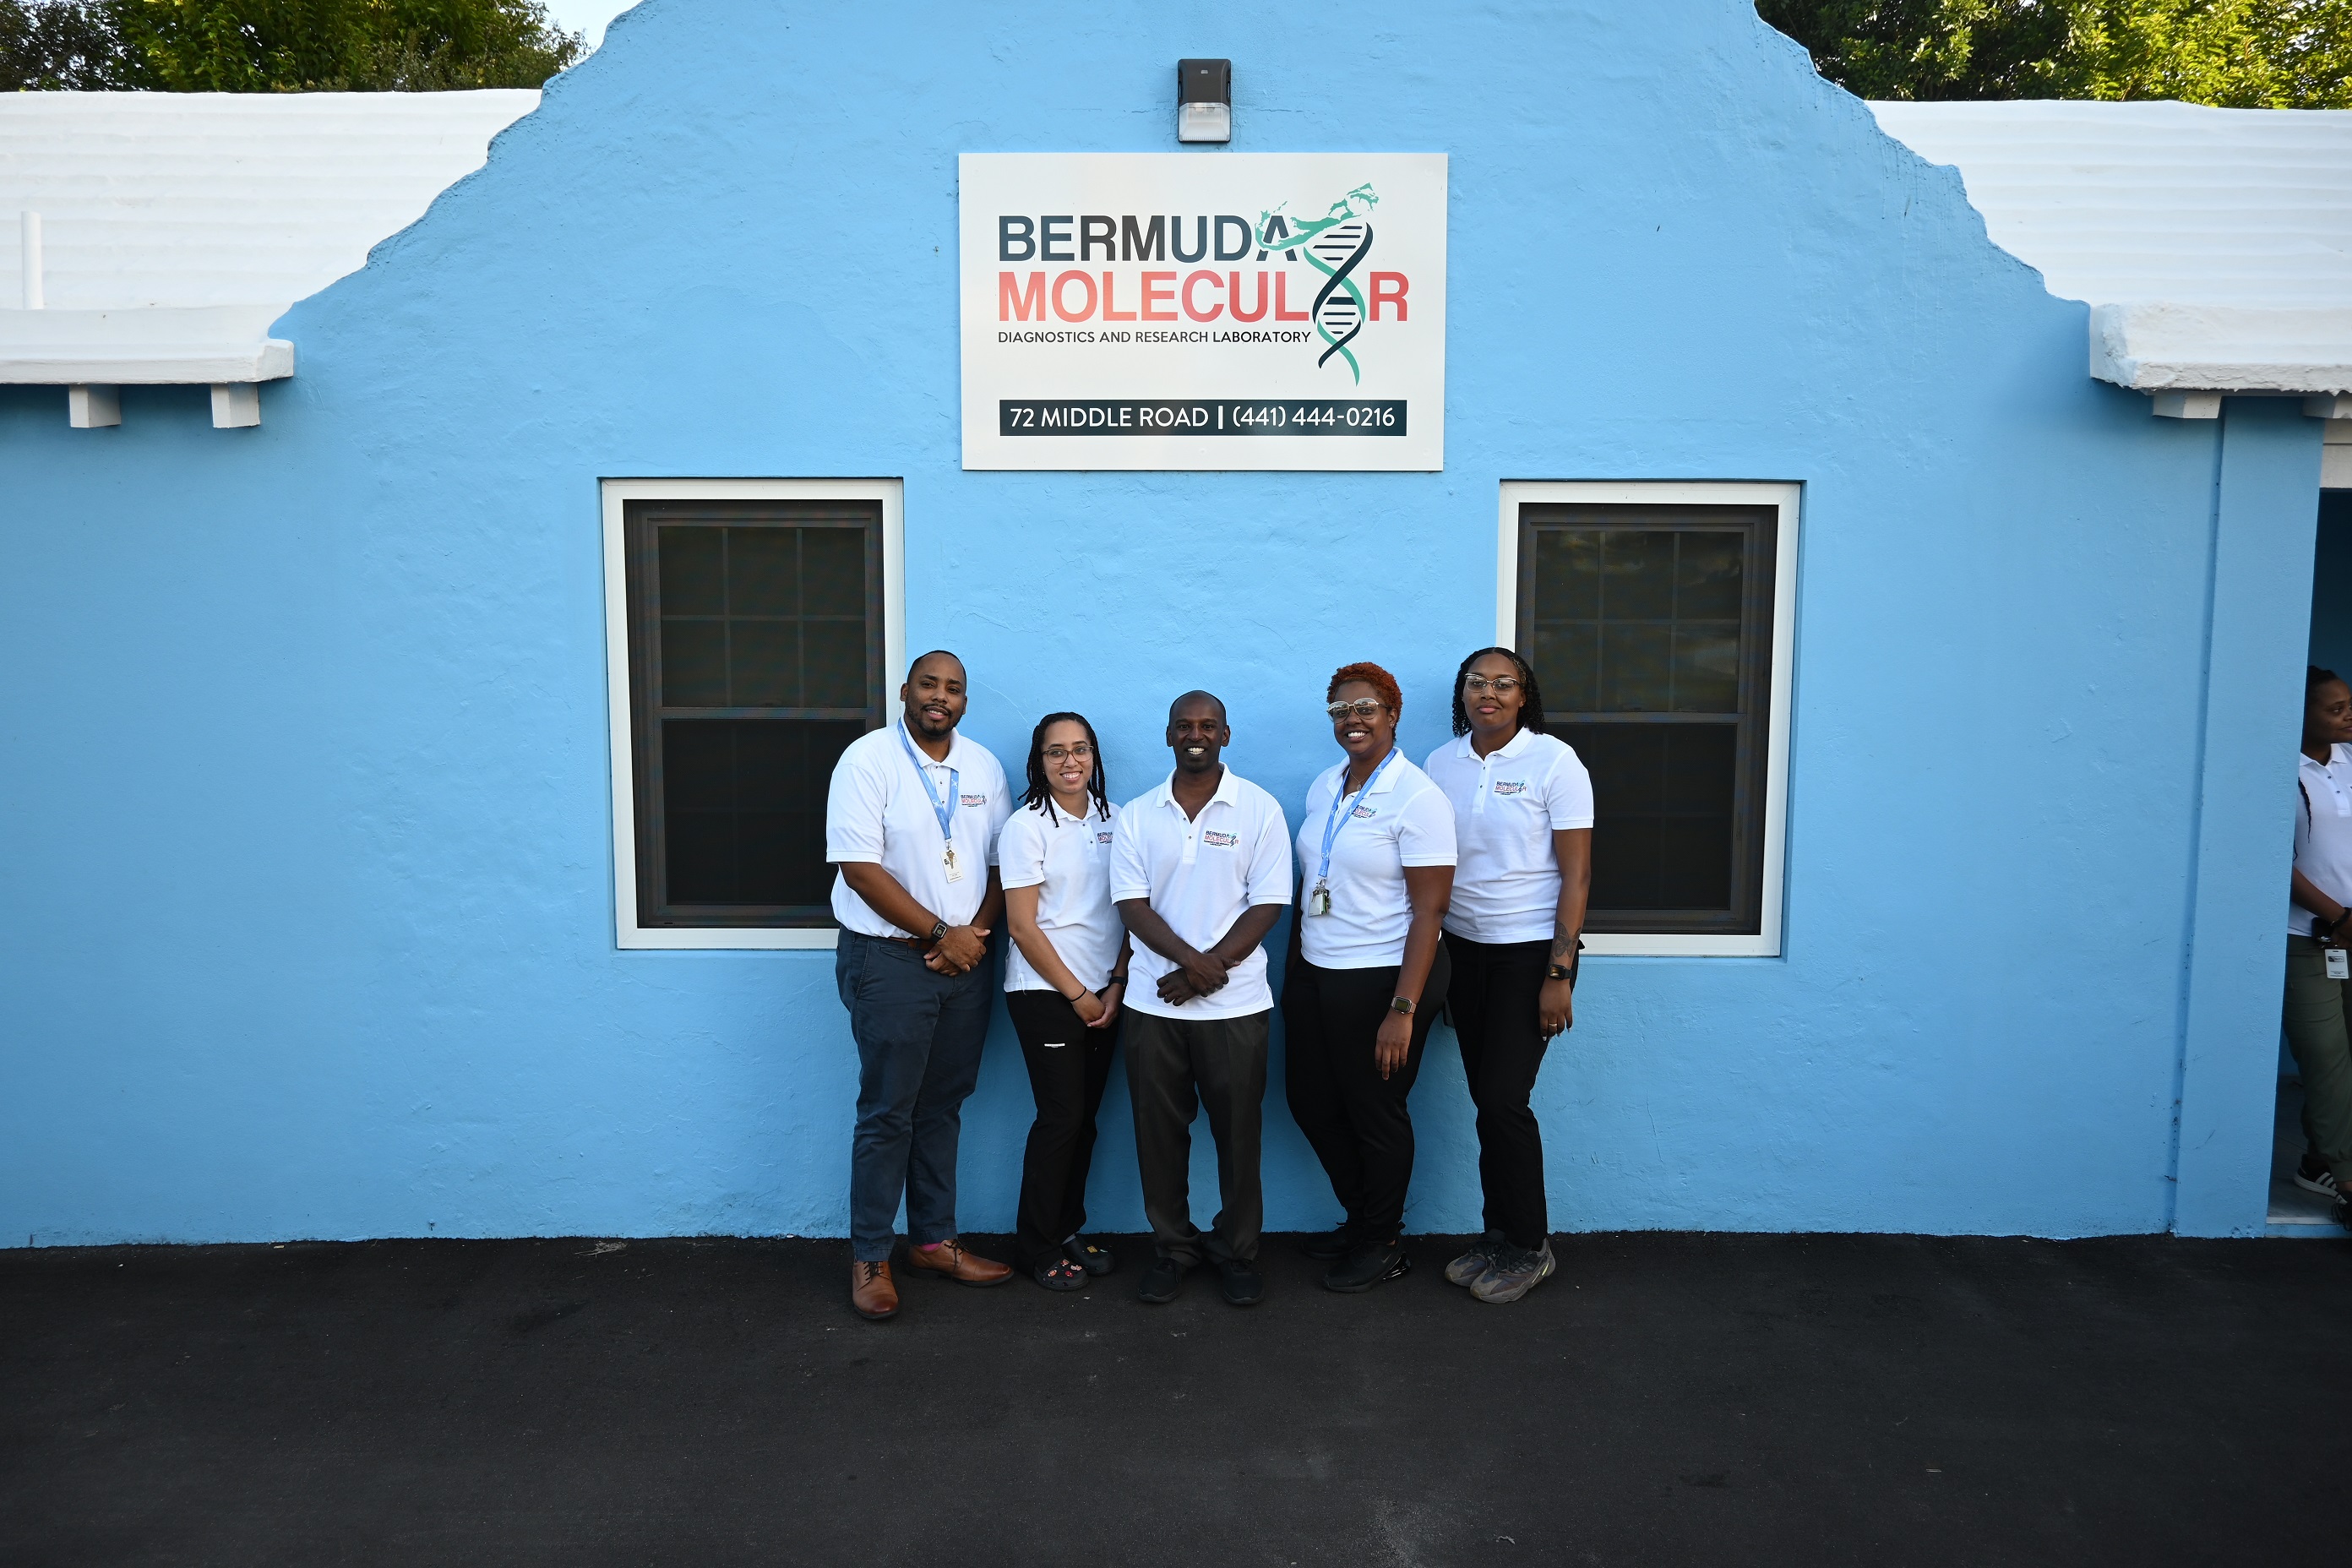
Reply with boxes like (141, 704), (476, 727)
(1105, 973), (1129, 987)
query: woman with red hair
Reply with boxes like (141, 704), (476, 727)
(1284, 661), (1457, 1292)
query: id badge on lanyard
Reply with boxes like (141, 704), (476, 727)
(1309, 750), (1396, 916)
(897, 726), (965, 882)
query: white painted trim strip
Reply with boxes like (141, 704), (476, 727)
(1495, 479), (1802, 959)
(599, 477), (906, 952)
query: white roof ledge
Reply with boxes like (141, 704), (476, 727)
(2090, 303), (2352, 395)
(0, 305), (293, 384)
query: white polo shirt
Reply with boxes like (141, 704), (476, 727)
(1295, 753), (1457, 969)
(997, 798), (1124, 993)
(2294, 743), (2352, 937)
(1109, 767), (1293, 1021)
(1424, 727), (1594, 945)
(825, 720), (1011, 936)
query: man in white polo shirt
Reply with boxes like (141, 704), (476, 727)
(825, 650), (1015, 1320)
(1111, 690), (1293, 1306)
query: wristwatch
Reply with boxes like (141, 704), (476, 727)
(926, 921), (949, 948)
(1545, 963), (1575, 982)
(1389, 995), (1415, 1015)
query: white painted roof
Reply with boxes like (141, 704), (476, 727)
(0, 90), (537, 384)
(1870, 99), (2352, 395)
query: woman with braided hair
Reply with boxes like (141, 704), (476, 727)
(1422, 646), (1592, 1304)
(999, 711), (1133, 1288)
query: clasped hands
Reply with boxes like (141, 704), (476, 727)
(923, 924), (990, 974)
(1157, 947), (1231, 1005)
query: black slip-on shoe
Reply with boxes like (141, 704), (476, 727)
(1137, 1255), (1191, 1304)
(1323, 1239), (1413, 1293)
(1298, 1227), (1354, 1260)
(1215, 1255), (1264, 1307)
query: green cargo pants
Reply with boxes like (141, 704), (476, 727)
(2282, 935), (2352, 1187)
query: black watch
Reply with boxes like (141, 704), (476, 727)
(1545, 963), (1575, 982)
(927, 921), (949, 947)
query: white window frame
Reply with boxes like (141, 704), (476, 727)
(601, 477), (906, 950)
(1495, 480), (1799, 959)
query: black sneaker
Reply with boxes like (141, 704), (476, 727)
(2336, 1194), (2352, 1235)
(1323, 1239), (1413, 1293)
(1137, 1255), (1191, 1304)
(1299, 1227), (1354, 1260)
(1215, 1255), (1263, 1307)
(2295, 1156), (2340, 1199)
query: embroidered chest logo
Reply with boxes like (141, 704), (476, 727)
(960, 793), (988, 807)
(1095, 830), (1114, 846)
(1491, 781), (1528, 797)
(1200, 829), (1240, 848)
(1351, 804), (1377, 818)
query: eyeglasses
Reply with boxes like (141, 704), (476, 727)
(1325, 700), (1387, 720)
(1042, 743), (1094, 763)
(1461, 675), (1522, 694)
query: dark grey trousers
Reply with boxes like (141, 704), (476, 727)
(1122, 1008), (1270, 1266)
(836, 931), (994, 1262)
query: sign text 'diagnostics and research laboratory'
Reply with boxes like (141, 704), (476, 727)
(959, 153), (1446, 471)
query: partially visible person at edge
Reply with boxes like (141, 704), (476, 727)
(825, 651), (1016, 1320)
(1285, 662), (1457, 1293)
(2284, 665), (2352, 1233)
(1110, 691), (1293, 1308)
(1422, 647), (1592, 1303)
(999, 711), (1134, 1290)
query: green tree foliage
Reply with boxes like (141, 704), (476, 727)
(1756, 0), (2352, 106)
(3, 0), (582, 91)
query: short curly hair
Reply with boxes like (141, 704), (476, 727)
(1326, 661), (1402, 720)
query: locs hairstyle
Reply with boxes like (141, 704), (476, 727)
(1021, 711), (1112, 819)
(1450, 646), (1548, 737)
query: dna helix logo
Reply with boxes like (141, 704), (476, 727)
(1257, 182), (1380, 384)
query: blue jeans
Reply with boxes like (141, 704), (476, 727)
(836, 932), (994, 1261)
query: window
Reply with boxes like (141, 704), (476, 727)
(602, 479), (904, 950)
(1499, 482), (1797, 957)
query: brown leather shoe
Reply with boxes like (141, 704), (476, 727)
(903, 1238), (1013, 1287)
(851, 1258), (900, 1320)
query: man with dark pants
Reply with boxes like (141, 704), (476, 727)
(1110, 692), (1292, 1306)
(825, 650), (1015, 1320)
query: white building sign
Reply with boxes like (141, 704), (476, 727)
(960, 153), (1446, 471)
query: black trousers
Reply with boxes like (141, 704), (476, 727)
(1282, 945), (1451, 1246)
(1004, 989), (1118, 1271)
(1442, 933), (1555, 1250)
(1123, 1009), (1269, 1265)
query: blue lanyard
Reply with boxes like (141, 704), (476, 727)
(896, 723), (959, 846)
(1316, 748), (1396, 883)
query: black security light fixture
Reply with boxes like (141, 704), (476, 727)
(1178, 58), (1231, 144)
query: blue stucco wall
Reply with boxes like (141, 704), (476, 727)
(0, 0), (2322, 1244)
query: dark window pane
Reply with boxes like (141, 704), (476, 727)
(1560, 721), (1735, 912)
(1675, 531), (1744, 620)
(730, 622), (798, 707)
(1603, 530), (1675, 621)
(662, 621), (728, 707)
(803, 620), (868, 708)
(1536, 530), (1601, 621)
(1672, 626), (1741, 712)
(1533, 620), (1597, 713)
(1601, 623), (1672, 712)
(728, 528), (798, 616)
(662, 719), (863, 906)
(659, 526), (725, 615)
(803, 529), (866, 617)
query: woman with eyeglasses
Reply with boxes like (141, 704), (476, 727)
(1285, 662), (1457, 1293)
(999, 712), (1132, 1290)
(1422, 647), (1592, 1304)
